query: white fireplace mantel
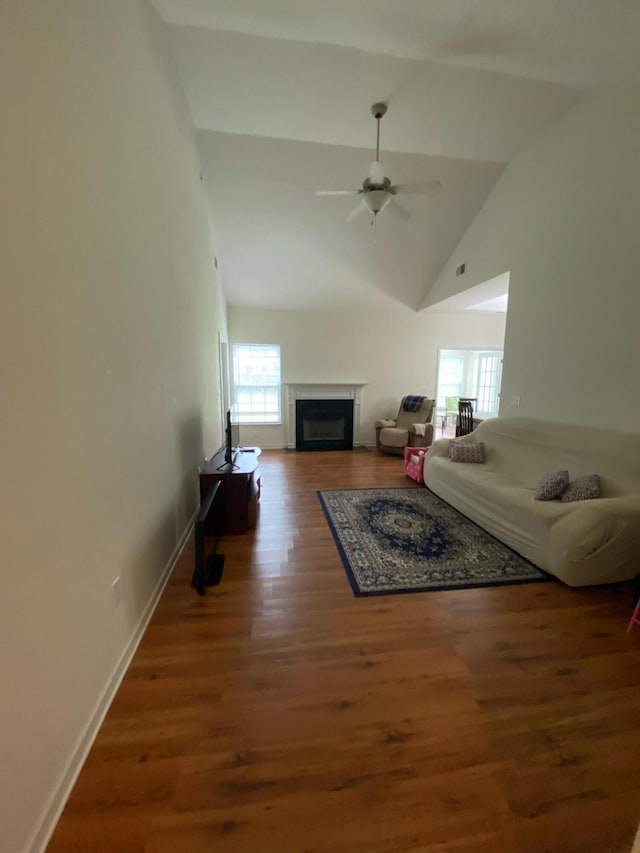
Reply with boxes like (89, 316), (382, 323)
(284, 382), (367, 449)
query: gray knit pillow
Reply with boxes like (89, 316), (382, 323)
(561, 474), (600, 503)
(449, 441), (485, 463)
(560, 474), (600, 503)
(535, 470), (569, 501)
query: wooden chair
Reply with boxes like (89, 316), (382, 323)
(445, 396), (460, 427)
(456, 398), (477, 437)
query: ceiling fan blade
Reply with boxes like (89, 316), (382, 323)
(387, 198), (411, 221)
(390, 180), (443, 196)
(368, 160), (386, 185)
(346, 203), (366, 222)
(315, 189), (359, 196)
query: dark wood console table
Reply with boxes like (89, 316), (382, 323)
(198, 447), (261, 535)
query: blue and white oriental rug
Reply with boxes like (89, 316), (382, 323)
(317, 488), (548, 596)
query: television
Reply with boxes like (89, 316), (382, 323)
(224, 408), (241, 465)
(191, 482), (224, 595)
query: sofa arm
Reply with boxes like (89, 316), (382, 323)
(548, 498), (640, 587)
(408, 422), (434, 445)
(409, 423), (427, 436)
(425, 437), (449, 458)
(375, 419), (396, 429)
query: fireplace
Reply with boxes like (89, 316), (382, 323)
(296, 399), (354, 451)
(284, 383), (366, 450)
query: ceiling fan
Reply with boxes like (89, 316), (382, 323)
(315, 102), (442, 223)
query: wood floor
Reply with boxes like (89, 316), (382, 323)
(47, 450), (640, 853)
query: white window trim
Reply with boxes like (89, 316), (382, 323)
(232, 343), (282, 425)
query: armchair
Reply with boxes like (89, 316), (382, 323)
(375, 396), (435, 456)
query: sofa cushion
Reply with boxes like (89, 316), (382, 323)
(561, 473), (600, 503)
(449, 441), (485, 463)
(535, 469), (569, 501)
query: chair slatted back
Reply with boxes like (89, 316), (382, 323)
(457, 398), (475, 437)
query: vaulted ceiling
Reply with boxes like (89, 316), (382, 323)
(151, 0), (640, 311)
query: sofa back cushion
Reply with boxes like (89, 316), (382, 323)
(465, 418), (640, 498)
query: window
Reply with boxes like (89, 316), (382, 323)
(232, 344), (281, 424)
(438, 354), (465, 405)
(476, 352), (501, 413)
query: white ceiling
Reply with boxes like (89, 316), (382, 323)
(151, 0), (640, 311)
(425, 272), (510, 314)
(468, 294), (509, 313)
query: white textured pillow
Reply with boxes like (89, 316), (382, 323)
(449, 441), (485, 463)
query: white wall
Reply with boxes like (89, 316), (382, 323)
(0, 3), (226, 852)
(423, 90), (640, 433)
(228, 305), (506, 447)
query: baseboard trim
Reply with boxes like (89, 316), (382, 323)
(24, 508), (198, 853)
(283, 443), (374, 451)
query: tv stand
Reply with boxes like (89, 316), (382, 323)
(199, 447), (261, 535)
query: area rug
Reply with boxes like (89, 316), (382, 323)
(317, 488), (549, 596)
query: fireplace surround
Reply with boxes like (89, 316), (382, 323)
(284, 383), (366, 450)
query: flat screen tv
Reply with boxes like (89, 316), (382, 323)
(191, 482), (224, 595)
(224, 408), (241, 465)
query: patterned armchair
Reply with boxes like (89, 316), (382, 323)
(375, 396), (435, 456)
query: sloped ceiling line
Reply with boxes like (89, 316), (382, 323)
(148, 0), (638, 310)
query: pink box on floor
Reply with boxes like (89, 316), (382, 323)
(404, 446), (427, 484)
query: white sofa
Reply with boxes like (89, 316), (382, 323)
(423, 417), (640, 587)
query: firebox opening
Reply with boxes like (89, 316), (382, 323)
(296, 399), (354, 451)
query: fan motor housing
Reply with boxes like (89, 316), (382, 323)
(371, 102), (387, 120)
(363, 177), (391, 191)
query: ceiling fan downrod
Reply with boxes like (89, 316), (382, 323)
(371, 102), (387, 166)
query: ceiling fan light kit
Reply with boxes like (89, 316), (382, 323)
(362, 189), (390, 215)
(315, 101), (441, 224)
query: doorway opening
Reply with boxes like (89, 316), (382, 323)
(435, 348), (503, 438)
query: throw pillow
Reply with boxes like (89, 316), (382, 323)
(449, 441), (485, 463)
(561, 474), (600, 503)
(535, 469), (569, 501)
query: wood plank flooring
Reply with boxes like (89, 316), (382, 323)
(47, 449), (640, 853)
